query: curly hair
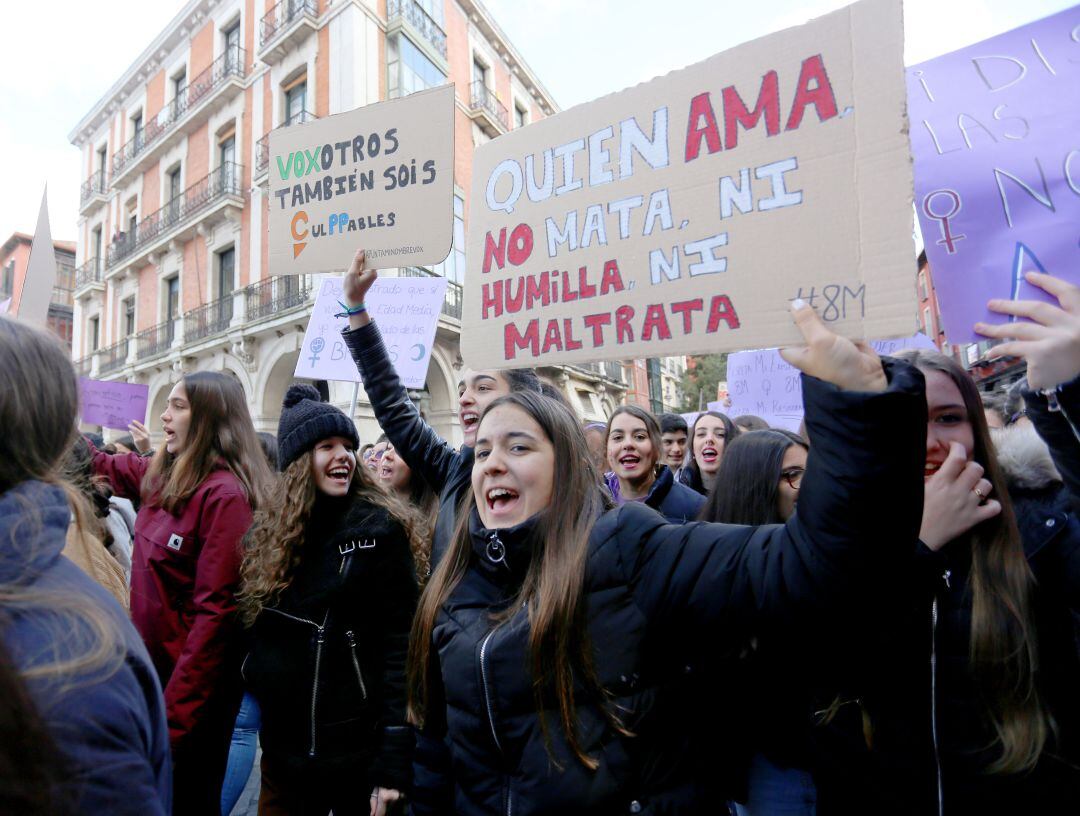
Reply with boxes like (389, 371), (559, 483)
(239, 450), (424, 626)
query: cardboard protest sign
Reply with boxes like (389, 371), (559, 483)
(294, 275), (447, 389)
(909, 7), (1080, 344)
(268, 85), (454, 274)
(461, 0), (913, 369)
(725, 333), (937, 430)
(14, 190), (58, 327)
(79, 378), (149, 431)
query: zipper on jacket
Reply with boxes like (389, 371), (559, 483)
(930, 575), (946, 816)
(479, 628), (503, 753)
(345, 630), (368, 700)
(309, 618), (327, 757)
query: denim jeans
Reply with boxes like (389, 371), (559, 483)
(735, 752), (817, 816)
(220, 692), (261, 816)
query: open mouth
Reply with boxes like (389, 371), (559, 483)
(486, 486), (520, 514)
(699, 447), (718, 464)
(327, 465), (352, 485)
(461, 411), (480, 432)
(924, 461), (942, 481)
(618, 454), (642, 470)
(378, 464), (393, 479)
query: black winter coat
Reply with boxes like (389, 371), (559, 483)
(410, 361), (926, 816)
(344, 321), (467, 568)
(243, 495), (418, 789)
(816, 392), (1080, 815)
(604, 466), (705, 523)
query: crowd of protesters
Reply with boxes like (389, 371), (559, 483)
(1, 242), (1079, 816)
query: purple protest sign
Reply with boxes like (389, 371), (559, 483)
(79, 378), (149, 431)
(908, 7), (1080, 344)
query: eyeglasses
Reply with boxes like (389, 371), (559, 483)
(780, 467), (805, 489)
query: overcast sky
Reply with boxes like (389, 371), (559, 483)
(1, 0), (1072, 243)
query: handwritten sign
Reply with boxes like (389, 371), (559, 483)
(294, 275), (447, 388)
(79, 378), (149, 430)
(725, 333), (937, 430)
(908, 7), (1080, 344)
(461, 0), (913, 369)
(268, 85), (454, 274)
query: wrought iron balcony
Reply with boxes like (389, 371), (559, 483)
(260, 0), (318, 59)
(387, 0), (447, 60)
(255, 109), (318, 177)
(183, 295), (234, 343)
(79, 169), (108, 211)
(110, 47), (246, 182)
(136, 320), (175, 361)
(98, 338), (130, 375)
(468, 80), (509, 136)
(399, 266), (463, 319)
(74, 257), (104, 291)
(106, 163), (244, 271)
(244, 275), (311, 322)
(74, 355), (93, 377)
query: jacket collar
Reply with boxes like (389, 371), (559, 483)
(0, 480), (70, 584)
(468, 507), (540, 587)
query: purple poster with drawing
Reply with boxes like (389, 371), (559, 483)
(79, 378), (149, 431)
(908, 7), (1080, 344)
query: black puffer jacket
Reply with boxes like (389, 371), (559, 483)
(410, 361), (926, 816)
(344, 321), (467, 567)
(243, 495), (418, 789)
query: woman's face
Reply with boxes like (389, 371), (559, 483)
(607, 413), (656, 486)
(311, 435), (356, 497)
(777, 444), (807, 522)
(366, 441), (388, 471)
(924, 369), (975, 480)
(692, 415), (728, 477)
(161, 382), (191, 454)
(458, 369), (512, 448)
(473, 404), (555, 529)
(378, 443), (412, 493)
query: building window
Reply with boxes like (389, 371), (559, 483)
(1, 260), (14, 298)
(165, 275), (180, 332)
(92, 226), (103, 270)
(388, 34), (446, 98)
(171, 69), (188, 118)
(922, 306), (932, 335)
(473, 57), (489, 89)
(219, 134), (236, 170)
(919, 272), (928, 301)
(514, 103), (528, 129)
(415, 0), (444, 27)
(131, 111), (144, 150)
(123, 297), (136, 336)
(167, 167), (182, 223)
(217, 247), (235, 298)
(647, 358), (663, 414)
(96, 145), (108, 175)
(284, 77), (307, 124)
(223, 21), (241, 71)
(89, 316), (100, 352)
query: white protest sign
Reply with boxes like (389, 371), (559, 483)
(725, 333), (938, 430)
(14, 190), (58, 327)
(295, 275), (447, 389)
(461, 0), (913, 369)
(268, 84), (454, 274)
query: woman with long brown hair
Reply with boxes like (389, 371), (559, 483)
(89, 370), (272, 814)
(822, 347), (1080, 814)
(678, 410), (740, 496)
(0, 316), (169, 814)
(405, 305), (929, 815)
(239, 385), (419, 815)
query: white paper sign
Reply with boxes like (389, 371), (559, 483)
(725, 333), (937, 431)
(295, 275), (447, 388)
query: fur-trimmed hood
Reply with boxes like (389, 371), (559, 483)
(991, 423), (1061, 491)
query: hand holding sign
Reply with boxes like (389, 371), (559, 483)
(780, 301), (887, 393)
(977, 272), (1080, 390)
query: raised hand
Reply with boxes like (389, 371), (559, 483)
(779, 299), (887, 392)
(919, 442), (1000, 551)
(975, 271), (1080, 390)
(343, 248), (378, 308)
(128, 420), (152, 454)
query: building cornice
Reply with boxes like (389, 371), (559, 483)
(456, 0), (559, 115)
(68, 0), (216, 147)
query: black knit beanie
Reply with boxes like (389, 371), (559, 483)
(277, 384), (360, 470)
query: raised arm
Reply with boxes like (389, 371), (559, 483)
(87, 438), (150, 501)
(340, 248), (463, 491)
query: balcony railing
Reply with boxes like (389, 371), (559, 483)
(245, 275), (311, 321)
(106, 162), (243, 270)
(79, 170), (108, 208)
(136, 320), (175, 361)
(573, 360), (625, 383)
(184, 295), (234, 343)
(260, 0), (318, 47)
(74, 356), (93, 377)
(98, 338), (130, 375)
(75, 257), (103, 288)
(469, 80), (509, 133)
(51, 286), (74, 309)
(399, 267), (463, 319)
(111, 47), (246, 179)
(388, 0), (447, 59)
(255, 109), (318, 175)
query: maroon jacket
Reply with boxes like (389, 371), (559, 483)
(90, 447), (252, 749)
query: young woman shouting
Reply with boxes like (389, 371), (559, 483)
(679, 411), (740, 496)
(406, 304), (928, 816)
(240, 385), (419, 815)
